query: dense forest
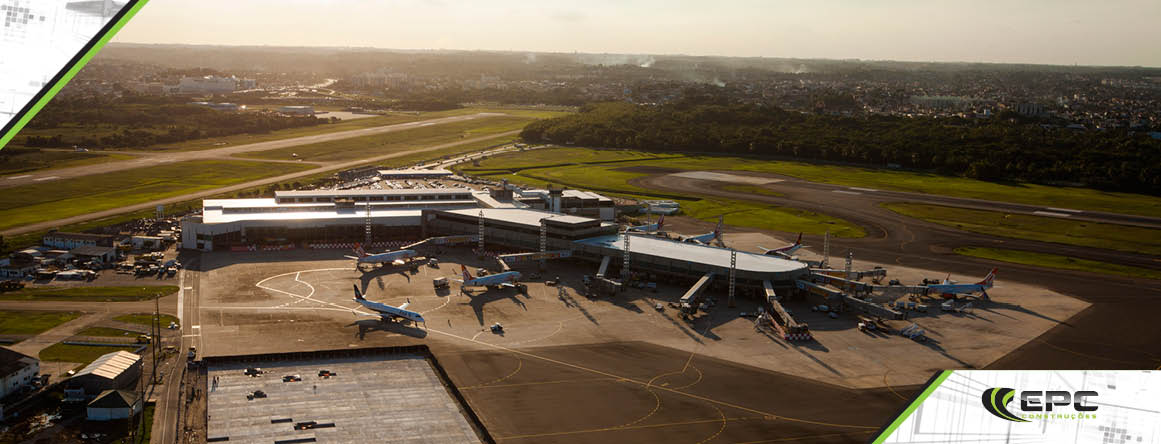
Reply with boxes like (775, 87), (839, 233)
(20, 96), (329, 148)
(521, 102), (1161, 195)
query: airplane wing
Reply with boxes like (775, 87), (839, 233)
(398, 302), (410, 310)
(344, 255), (360, 260)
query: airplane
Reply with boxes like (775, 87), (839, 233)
(345, 243), (418, 269)
(351, 285), (426, 326)
(66, 0), (125, 18)
(924, 268), (997, 300)
(627, 215), (664, 232)
(680, 216), (723, 245)
(455, 265), (523, 292)
(758, 232), (804, 259)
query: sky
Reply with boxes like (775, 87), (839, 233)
(112, 0), (1161, 67)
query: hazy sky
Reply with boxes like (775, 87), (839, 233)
(113, 0), (1161, 67)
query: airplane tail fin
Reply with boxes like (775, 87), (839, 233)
(461, 264), (473, 281)
(657, 215), (664, 230)
(353, 243), (367, 257)
(714, 215), (723, 238)
(794, 232), (803, 245)
(978, 268), (998, 288)
(352, 284), (365, 301)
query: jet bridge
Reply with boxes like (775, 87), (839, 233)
(403, 234), (480, 250)
(810, 267), (887, 282)
(810, 272), (875, 296)
(680, 272), (715, 312)
(596, 256), (612, 277)
(764, 280), (810, 339)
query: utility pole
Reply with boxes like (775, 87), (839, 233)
(822, 229), (830, 269)
(621, 232), (631, 283)
(477, 210), (485, 254)
(539, 219), (547, 271)
(728, 249), (737, 307)
(364, 203), (372, 247)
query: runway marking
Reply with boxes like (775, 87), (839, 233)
(425, 327), (877, 431)
(7, 175), (32, 179)
(33, 176), (59, 181)
(849, 187), (878, 192)
(730, 431), (876, 444)
(1045, 207), (1081, 213)
(832, 190), (861, 195)
(613, 380), (662, 429)
(462, 356), (524, 389)
(177, 270), (185, 326)
(695, 403), (727, 444)
(883, 371), (908, 401)
(495, 416), (766, 441)
(670, 365), (704, 390)
(1032, 210), (1072, 218)
(419, 296), (452, 315)
(191, 325), (200, 329)
(459, 377), (615, 390)
(201, 305), (368, 314)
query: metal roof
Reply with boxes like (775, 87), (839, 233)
(73, 351), (140, 381)
(574, 234), (808, 274)
(274, 188), (470, 198)
(441, 208), (596, 227)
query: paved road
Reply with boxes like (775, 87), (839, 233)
(637, 172), (1161, 371)
(5, 313), (102, 357)
(0, 113), (501, 189)
(0, 130), (521, 236)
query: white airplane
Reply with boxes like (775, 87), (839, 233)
(681, 216), (723, 245)
(759, 233), (804, 259)
(455, 265), (523, 291)
(345, 243), (418, 269)
(352, 285), (426, 326)
(925, 268), (997, 300)
(628, 215), (664, 233)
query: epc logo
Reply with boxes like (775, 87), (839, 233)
(981, 388), (1098, 422)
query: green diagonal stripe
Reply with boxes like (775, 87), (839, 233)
(871, 370), (952, 444)
(0, 0), (151, 150)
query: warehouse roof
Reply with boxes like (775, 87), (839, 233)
(88, 389), (139, 409)
(73, 351), (140, 381)
(575, 234), (808, 274)
(70, 245), (116, 257)
(0, 347), (36, 377)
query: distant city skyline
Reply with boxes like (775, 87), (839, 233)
(112, 0), (1161, 68)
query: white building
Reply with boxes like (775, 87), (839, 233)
(178, 76), (244, 94)
(0, 347), (39, 399)
(278, 105), (315, 115)
(86, 390), (142, 421)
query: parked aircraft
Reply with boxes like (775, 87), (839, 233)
(345, 243), (418, 269)
(456, 265), (523, 291)
(681, 216), (723, 246)
(925, 268), (997, 300)
(628, 215), (665, 233)
(759, 233), (804, 259)
(352, 285), (425, 326)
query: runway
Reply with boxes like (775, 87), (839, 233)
(635, 171), (1161, 371)
(0, 113), (502, 189)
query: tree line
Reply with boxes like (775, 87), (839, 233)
(20, 97), (328, 149)
(520, 102), (1161, 195)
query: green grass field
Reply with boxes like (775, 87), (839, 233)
(113, 313), (179, 328)
(39, 343), (140, 363)
(0, 286), (179, 302)
(464, 147), (1161, 219)
(0, 160), (315, 231)
(77, 327), (140, 338)
(112, 106), (568, 152)
(468, 150), (865, 238)
(236, 115), (533, 162)
(0, 310), (81, 335)
(956, 247), (1161, 281)
(883, 203), (1161, 256)
(0, 149), (135, 177)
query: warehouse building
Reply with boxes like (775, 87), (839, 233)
(42, 231), (116, 250)
(86, 390), (142, 421)
(1, 347), (39, 399)
(66, 351), (142, 399)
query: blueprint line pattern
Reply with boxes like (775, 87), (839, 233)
(0, 0), (127, 130)
(880, 370), (1160, 444)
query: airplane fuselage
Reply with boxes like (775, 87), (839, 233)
(462, 271), (522, 288)
(354, 298), (425, 324)
(357, 249), (418, 265)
